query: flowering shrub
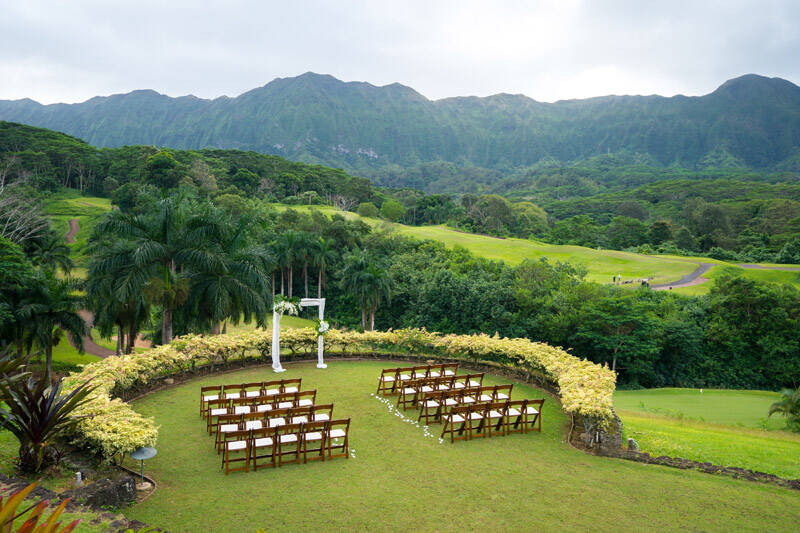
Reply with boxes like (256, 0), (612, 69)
(63, 327), (615, 460)
(272, 296), (300, 316)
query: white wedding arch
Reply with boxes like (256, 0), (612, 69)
(271, 298), (327, 372)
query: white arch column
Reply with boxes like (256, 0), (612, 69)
(271, 298), (327, 372)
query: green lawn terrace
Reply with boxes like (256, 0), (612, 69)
(123, 360), (800, 531)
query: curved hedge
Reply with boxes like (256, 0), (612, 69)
(63, 328), (616, 461)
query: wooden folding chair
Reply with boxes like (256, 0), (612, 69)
(465, 373), (484, 388)
(435, 375), (455, 391)
(493, 384), (513, 401)
(205, 398), (230, 433)
(441, 389), (462, 415)
(459, 387), (480, 406)
(521, 399), (544, 433)
(262, 379), (282, 397)
(242, 382), (264, 399)
(275, 392), (298, 410)
(255, 397), (274, 414)
(411, 366), (429, 379)
(281, 378), (302, 394)
(418, 390), (444, 424)
(397, 378), (421, 410)
(221, 429), (250, 474)
(215, 413), (242, 453)
(478, 386), (496, 404)
(395, 366), (415, 385)
(466, 403), (488, 440)
(302, 421), (328, 463)
(222, 383), (243, 400)
(486, 401), (509, 438)
(326, 418), (350, 460)
(442, 362), (459, 377)
(296, 390), (316, 408)
(376, 367), (400, 395)
(243, 411), (265, 432)
(250, 426), (277, 470)
(505, 399), (528, 434)
(428, 364), (445, 378)
(276, 423), (303, 467)
(232, 397), (253, 416)
(289, 406), (312, 424)
(441, 405), (469, 443)
(311, 403), (334, 422)
(200, 385), (222, 417)
(266, 407), (290, 429)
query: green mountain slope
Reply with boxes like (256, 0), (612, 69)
(1, 73), (799, 178)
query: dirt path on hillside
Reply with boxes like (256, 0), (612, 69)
(651, 263), (714, 291)
(73, 310), (115, 357)
(736, 263), (800, 271)
(65, 218), (79, 244)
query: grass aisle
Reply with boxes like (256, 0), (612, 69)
(125, 361), (799, 532)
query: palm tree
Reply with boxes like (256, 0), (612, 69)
(310, 237), (337, 298)
(27, 231), (73, 274)
(276, 230), (302, 299)
(185, 211), (270, 334)
(296, 231), (313, 299)
(339, 250), (392, 331)
(22, 273), (88, 378)
(769, 386), (800, 432)
(93, 193), (206, 344)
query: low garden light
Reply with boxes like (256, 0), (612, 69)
(130, 446), (157, 490)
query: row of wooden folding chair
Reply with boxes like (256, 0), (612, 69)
(200, 378), (302, 416)
(417, 384), (514, 424)
(206, 390), (317, 434)
(396, 374), (487, 410)
(214, 404), (334, 451)
(440, 399), (544, 443)
(376, 363), (460, 395)
(221, 419), (351, 474)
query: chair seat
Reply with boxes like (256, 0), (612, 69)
(224, 392), (241, 400)
(268, 418), (286, 427)
(421, 386), (433, 393)
(245, 420), (263, 430)
(468, 412), (483, 420)
(265, 388), (280, 396)
(423, 400), (439, 407)
(291, 416), (308, 424)
(284, 386), (299, 393)
(278, 402), (293, 409)
(329, 429), (347, 439)
(489, 410), (504, 418)
(526, 407), (539, 415)
(429, 371), (441, 377)
(453, 382), (465, 389)
(480, 395), (493, 402)
(256, 404), (272, 412)
(254, 437), (273, 447)
(380, 375), (395, 382)
(227, 440), (247, 451)
(508, 408), (522, 416)
(210, 408), (228, 416)
(279, 434), (298, 443)
(245, 390), (261, 398)
(497, 393), (509, 400)
(304, 431), (323, 441)
(462, 397), (475, 404)
(220, 423), (238, 433)
(403, 387), (416, 394)
(298, 399), (314, 407)
(468, 381), (481, 387)
(399, 374), (412, 381)
(444, 398), (458, 406)
(314, 413), (330, 421)
(202, 394), (219, 402)
(234, 406), (251, 414)
(449, 414), (465, 423)
(444, 370), (455, 376)
(438, 384), (450, 390)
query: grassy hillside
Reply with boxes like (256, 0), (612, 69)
(42, 190), (112, 268)
(275, 204), (800, 293)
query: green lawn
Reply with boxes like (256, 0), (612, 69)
(671, 265), (800, 295)
(41, 190), (112, 267)
(615, 388), (800, 477)
(124, 361), (799, 531)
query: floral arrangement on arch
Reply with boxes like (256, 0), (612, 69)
(272, 295), (300, 316)
(313, 318), (330, 336)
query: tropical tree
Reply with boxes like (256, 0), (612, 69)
(276, 230), (302, 299)
(768, 386), (800, 432)
(22, 273), (88, 378)
(310, 236), (337, 298)
(340, 250), (392, 331)
(27, 231), (73, 274)
(0, 237), (37, 357)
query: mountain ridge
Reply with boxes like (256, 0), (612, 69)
(1, 72), (799, 178)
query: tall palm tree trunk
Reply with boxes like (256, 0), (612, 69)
(126, 323), (136, 354)
(280, 270), (285, 296)
(116, 324), (123, 355)
(303, 262), (309, 298)
(288, 265), (293, 298)
(317, 269), (323, 298)
(272, 271), (276, 299)
(45, 343), (53, 380)
(370, 304), (376, 331)
(361, 305), (367, 332)
(162, 307), (173, 345)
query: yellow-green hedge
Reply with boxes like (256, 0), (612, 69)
(63, 328), (616, 460)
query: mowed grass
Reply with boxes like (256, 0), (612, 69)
(124, 361), (799, 531)
(671, 265), (800, 295)
(41, 190), (112, 267)
(615, 388), (800, 477)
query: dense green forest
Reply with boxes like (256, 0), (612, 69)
(2, 73), (800, 175)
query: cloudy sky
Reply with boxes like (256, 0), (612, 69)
(2, 0), (799, 104)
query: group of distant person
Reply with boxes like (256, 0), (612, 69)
(612, 274), (650, 288)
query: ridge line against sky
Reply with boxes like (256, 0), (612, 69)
(2, 1), (799, 105)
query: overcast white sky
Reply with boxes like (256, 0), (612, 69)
(2, 0), (799, 104)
